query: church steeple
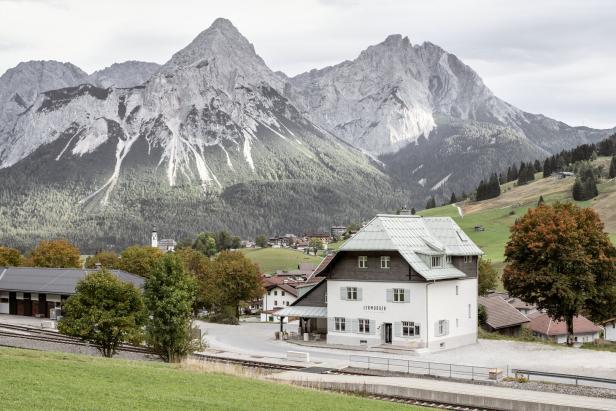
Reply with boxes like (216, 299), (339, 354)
(151, 226), (158, 248)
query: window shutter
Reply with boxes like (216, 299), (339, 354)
(434, 322), (440, 337)
(403, 289), (410, 303)
(369, 320), (376, 335)
(328, 317), (335, 331)
(340, 287), (347, 300)
(445, 320), (449, 336)
(386, 289), (393, 302)
(394, 322), (401, 338)
(357, 288), (363, 301)
(415, 324), (421, 336)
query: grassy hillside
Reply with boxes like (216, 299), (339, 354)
(0, 347), (423, 411)
(420, 160), (616, 264)
(241, 247), (323, 274)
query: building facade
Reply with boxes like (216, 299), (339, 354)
(279, 214), (483, 351)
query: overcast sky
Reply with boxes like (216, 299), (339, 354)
(1, 0), (614, 128)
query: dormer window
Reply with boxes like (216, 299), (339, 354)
(358, 256), (368, 268)
(431, 256), (442, 268)
(380, 256), (391, 269)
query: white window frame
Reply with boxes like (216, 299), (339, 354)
(380, 256), (391, 269)
(347, 287), (358, 301)
(393, 288), (406, 302)
(431, 256), (442, 268)
(359, 318), (370, 334)
(402, 321), (420, 337)
(358, 256), (368, 268)
(274, 290), (278, 296)
(335, 317), (346, 332)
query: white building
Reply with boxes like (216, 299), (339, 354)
(151, 227), (176, 253)
(260, 282), (299, 322)
(277, 214), (483, 352)
(603, 318), (616, 342)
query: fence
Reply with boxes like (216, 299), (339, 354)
(512, 369), (616, 389)
(349, 355), (494, 381)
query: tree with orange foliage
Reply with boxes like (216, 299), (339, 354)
(0, 246), (23, 267)
(503, 203), (616, 346)
(31, 240), (81, 268)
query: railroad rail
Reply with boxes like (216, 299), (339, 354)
(364, 394), (494, 410)
(0, 322), (149, 354)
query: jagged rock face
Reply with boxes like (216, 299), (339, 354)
(87, 61), (160, 88)
(0, 60), (87, 140)
(0, 17), (392, 212)
(287, 35), (609, 156)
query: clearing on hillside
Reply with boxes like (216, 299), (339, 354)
(241, 247), (323, 274)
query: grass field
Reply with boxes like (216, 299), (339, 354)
(0, 347), (424, 411)
(420, 165), (616, 264)
(240, 247), (323, 274)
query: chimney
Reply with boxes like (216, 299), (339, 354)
(397, 206), (412, 216)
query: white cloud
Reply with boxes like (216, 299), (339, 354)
(0, 0), (614, 128)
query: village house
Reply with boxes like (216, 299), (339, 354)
(527, 313), (602, 344)
(151, 228), (176, 252)
(0, 267), (144, 318)
(478, 295), (530, 336)
(277, 214), (483, 351)
(602, 318), (616, 342)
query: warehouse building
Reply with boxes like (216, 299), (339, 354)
(277, 214), (483, 351)
(0, 267), (144, 318)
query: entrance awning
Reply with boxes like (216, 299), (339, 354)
(275, 306), (327, 318)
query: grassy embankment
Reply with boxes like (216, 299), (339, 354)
(0, 347), (425, 411)
(240, 247), (323, 274)
(420, 163), (616, 266)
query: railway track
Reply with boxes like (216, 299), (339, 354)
(0, 322), (149, 354)
(191, 352), (305, 371)
(364, 394), (492, 410)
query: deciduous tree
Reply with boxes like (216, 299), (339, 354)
(202, 251), (263, 323)
(0, 246), (23, 266)
(478, 259), (498, 296)
(85, 251), (120, 269)
(503, 203), (616, 345)
(58, 270), (145, 357)
(193, 232), (217, 257)
(31, 240), (81, 268)
(144, 254), (197, 362)
(119, 246), (163, 277)
(308, 238), (324, 255)
(255, 235), (268, 248)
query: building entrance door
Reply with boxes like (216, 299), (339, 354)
(384, 323), (392, 344)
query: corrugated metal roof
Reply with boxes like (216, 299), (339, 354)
(275, 306), (328, 318)
(341, 214), (483, 280)
(0, 267), (144, 294)
(478, 295), (530, 329)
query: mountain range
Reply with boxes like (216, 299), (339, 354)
(0, 18), (613, 251)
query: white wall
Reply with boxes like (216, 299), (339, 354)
(261, 286), (297, 322)
(0, 291), (8, 314)
(326, 278), (477, 351)
(605, 321), (616, 342)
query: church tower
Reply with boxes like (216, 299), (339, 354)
(151, 226), (158, 248)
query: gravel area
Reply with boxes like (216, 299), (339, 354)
(0, 335), (157, 361)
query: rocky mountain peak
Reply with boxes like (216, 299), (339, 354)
(159, 18), (282, 92)
(87, 61), (160, 88)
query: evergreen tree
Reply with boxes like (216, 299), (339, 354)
(543, 158), (552, 178)
(609, 156), (616, 179)
(534, 159), (542, 172)
(537, 195), (545, 206)
(425, 196), (436, 209)
(450, 192), (457, 204)
(410, 207), (416, 215)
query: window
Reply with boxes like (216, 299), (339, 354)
(380, 256), (391, 269)
(455, 285), (459, 296)
(359, 319), (370, 333)
(438, 320), (448, 336)
(0, 298), (8, 303)
(281, 291), (285, 296)
(335, 317), (346, 332)
(402, 321), (420, 336)
(274, 290), (278, 296)
(285, 301), (289, 306)
(358, 256), (368, 268)
(274, 300), (278, 306)
(325, 293), (327, 303)
(446, 255), (452, 264)
(393, 288), (406, 302)
(456, 318), (459, 328)
(464, 255), (472, 263)
(431, 256), (442, 268)
(347, 287), (358, 301)
(267, 291), (271, 295)
(468, 304), (471, 319)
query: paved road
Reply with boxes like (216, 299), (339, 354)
(197, 320), (616, 379)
